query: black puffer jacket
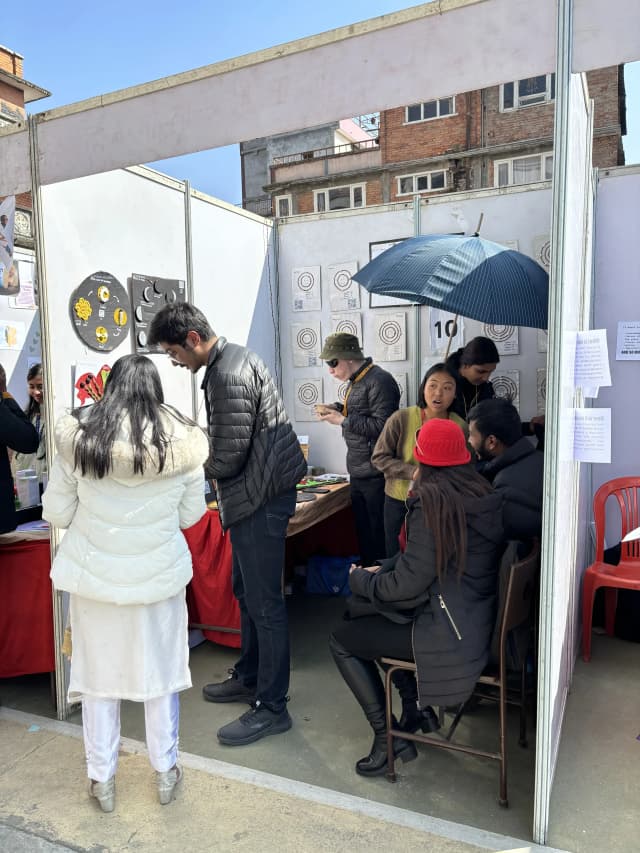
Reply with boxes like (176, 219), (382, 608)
(349, 489), (503, 707)
(445, 350), (495, 421)
(334, 359), (400, 479)
(0, 394), (39, 534)
(201, 338), (306, 529)
(480, 437), (544, 540)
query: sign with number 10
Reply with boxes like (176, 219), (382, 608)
(429, 308), (464, 356)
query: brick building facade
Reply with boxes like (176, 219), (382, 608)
(250, 66), (626, 218)
(0, 45), (50, 246)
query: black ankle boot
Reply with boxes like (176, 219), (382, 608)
(356, 725), (418, 777)
(398, 703), (441, 734)
(329, 634), (418, 779)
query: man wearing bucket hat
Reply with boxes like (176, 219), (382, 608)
(316, 332), (400, 565)
(329, 417), (502, 778)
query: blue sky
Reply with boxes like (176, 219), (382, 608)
(4, 1), (638, 204)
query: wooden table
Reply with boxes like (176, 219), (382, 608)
(190, 482), (354, 641)
(287, 482), (351, 537)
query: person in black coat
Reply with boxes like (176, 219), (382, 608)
(148, 303), (306, 748)
(316, 332), (400, 564)
(445, 336), (500, 421)
(329, 418), (503, 777)
(468, 397), (544, 541)
(0, 363), (40, 534)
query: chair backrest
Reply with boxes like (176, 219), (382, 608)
(497, 539), (540, 669)
(593, 477), (640, 564)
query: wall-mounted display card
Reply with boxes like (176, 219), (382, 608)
(292, 266), (321, 312)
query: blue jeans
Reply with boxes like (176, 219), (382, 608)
(229, 489), (296, 713)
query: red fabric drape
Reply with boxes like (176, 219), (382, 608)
(0, 540), (55, 677)
(183, 510), (241, 648)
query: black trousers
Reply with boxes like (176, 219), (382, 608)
(350, 476), (386, 566)
(331, 614), (414, 662)
(228, 489), (296, 712)
(383, 495), (406, 558)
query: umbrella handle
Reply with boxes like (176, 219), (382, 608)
(444, 315), (459, 360)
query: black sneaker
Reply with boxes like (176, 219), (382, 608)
(202, 669), (256, 704)
(217, 701), (292, 746)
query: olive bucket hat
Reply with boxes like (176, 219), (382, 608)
(319, 332), (365, 361)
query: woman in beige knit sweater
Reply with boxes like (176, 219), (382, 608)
(372, 363), (467, 557)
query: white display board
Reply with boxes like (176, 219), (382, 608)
(39, 168), (192, 425)
(534, 71), (595, 841)
(277, 187), (551, 474)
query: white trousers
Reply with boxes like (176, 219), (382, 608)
(82, 692), (180, 782)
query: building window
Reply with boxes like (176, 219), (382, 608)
(405, 97), (455, 123)
(396, 170), (447, 195)
(314, 183), (366, 213)
(500, 74), (555, 111)
(275, 195), (291, 217)
(494, 152), (554, 187)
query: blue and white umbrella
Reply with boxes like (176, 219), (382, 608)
(353, 234), (549, 329)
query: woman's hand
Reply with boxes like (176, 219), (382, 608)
(351, 564), (380, 574)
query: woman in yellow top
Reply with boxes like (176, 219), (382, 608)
(372, 362), (467, 557)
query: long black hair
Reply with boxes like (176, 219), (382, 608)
(412, 463), (493, 580)
(25, 363), (43, 421)
(72, 354), (192, 478)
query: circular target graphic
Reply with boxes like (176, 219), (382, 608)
(537, 240), (551, 270)
(378, 320), (402, 346)
(296, 272), (316, 292)
(539, 377), (547, 401)
(335, 319), (359, 337)
(492, 375), (518, 402)
(68, 271), (130, 352)
(483, 323), (515, 343)
(332, 270), (353, 291)
(296, 327), (318, 350)
(337, 382), (349, 402)
(297, 383), (319, 405)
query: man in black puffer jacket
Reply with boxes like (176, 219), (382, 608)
(468, 397), (544, 541)
(317, 333), (400, 564)
(149, 303), (306, 747)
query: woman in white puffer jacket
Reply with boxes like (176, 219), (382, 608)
(43, 354), (208, 813)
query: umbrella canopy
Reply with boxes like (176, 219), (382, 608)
(353, 234), (549, 329)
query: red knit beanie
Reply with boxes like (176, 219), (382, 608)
(414, 418), (470, 467)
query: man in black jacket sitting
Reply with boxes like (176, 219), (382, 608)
(467, 398), (544, 541)
(149, 303), (306, 747)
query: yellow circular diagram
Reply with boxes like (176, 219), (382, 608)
(69, 272), (130, 352)
(74, 297), (92, 322)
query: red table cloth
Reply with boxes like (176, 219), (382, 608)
(0, 540), (55, 677)
(183, 510), (241, 648)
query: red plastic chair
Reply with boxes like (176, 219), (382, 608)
(582, 477), (640, 662)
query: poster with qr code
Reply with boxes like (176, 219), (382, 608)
(291, 266), (321, 312)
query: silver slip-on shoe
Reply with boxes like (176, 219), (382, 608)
(89, 777), (115, 813)
(156, 764), (182, 805)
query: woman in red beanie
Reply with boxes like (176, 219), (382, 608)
(329, 418), (503, 778)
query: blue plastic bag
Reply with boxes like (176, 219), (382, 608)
(305, 555), (359, 596)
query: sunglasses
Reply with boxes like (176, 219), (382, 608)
(326, 359), (340, 369)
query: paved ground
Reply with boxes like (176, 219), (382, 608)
(0, 708), (569, 853)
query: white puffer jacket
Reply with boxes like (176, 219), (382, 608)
(43, 408), (209, 606)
